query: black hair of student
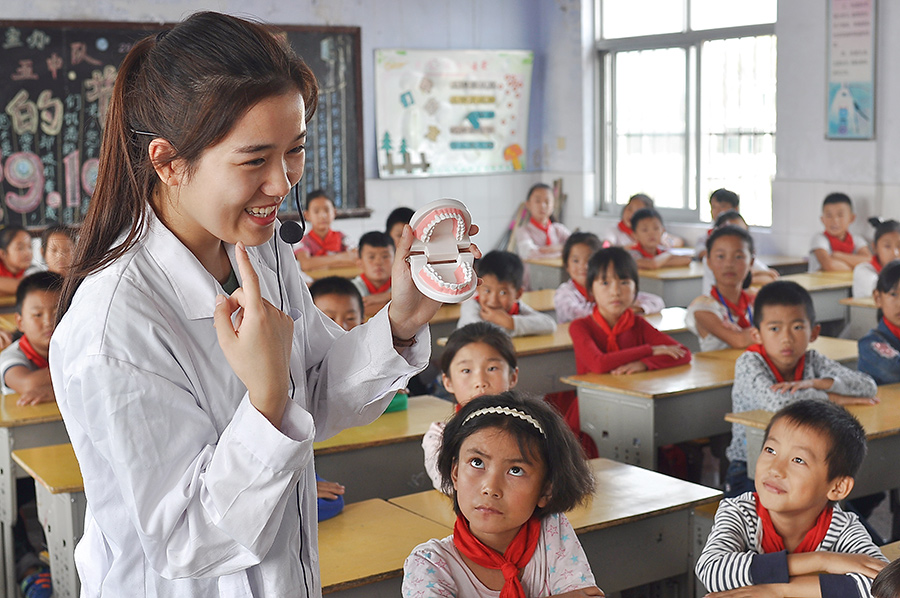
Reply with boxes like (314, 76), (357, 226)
(385, 207), (415, 233)
(356, 231), (395, 256)
(16, 271), (64, 314)
(764, 399), (867, 481)
(438, 391), (595, 518)
(305, 189), (333, 210)
(872, 558), (900, 598)
(622, 193), (654, 216)
(823, 192), (853, 209)
(710, 188), (740, 209)
(309, 276), (364, 318)
(630, 207), (663, 233)
(875, 261), (900, 321)
(706, 225), (755, 289)
(440, 322), (518, 376)
(586, 246), (639, 295)
(0, 225), (29, 251)
(475, 250), (525, 288)
(868, 217), (900, 246)
(562, 232), (603, 268)
(40, 225), (75, 257)
(752, 280), (816, 328)
(57, 12), (319, 322)
(713, 210), (747, 229)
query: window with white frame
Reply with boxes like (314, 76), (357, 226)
(597, 0), (776, 226)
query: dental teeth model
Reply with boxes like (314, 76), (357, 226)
(408, 198), (477, 303)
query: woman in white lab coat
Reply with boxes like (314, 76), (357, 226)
(49, 12), (475, 597)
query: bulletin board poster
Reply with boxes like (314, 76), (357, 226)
(826, 0), (876, 139)
(375, 49), (533, 178)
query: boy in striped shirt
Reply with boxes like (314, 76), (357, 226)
(697, 400), (887, 597)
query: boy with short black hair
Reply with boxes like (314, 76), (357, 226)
(0, 271), (63, 405)
(628, 208), (693, 269)
(310, 275), (364, 331)
(698, 399), (887, 597)
(457, 250), (555, 336)
(385, 206), (415, 249)
(294, 189), (356, 271)
(724, 280), (878, 497)
(809, 193), (872, 272)
(351, 231), (394, 318)
(697, 189), (741, 258)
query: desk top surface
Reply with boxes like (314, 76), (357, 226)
(525, 257), (564, 268)
(637, 261), (705, 280)
(840, 296), (877, 309)
(319, 498), (451, 593)
(757, 255), (809, 269)
(0, 393), (62, 427)
(389, 458), (720, 533)
(726, 383), (900, 440)
(698, 336), (858, 365)
(643, 306), (688, 334)
(780, 272), (853, 291)
(561, 355), (734, 398)
(12, 442), (82, 494)
(883, 540), (900, 562)
(0, 313), (15, 333)
(305, 265), (360, 281)
(314, 395), (453, 454)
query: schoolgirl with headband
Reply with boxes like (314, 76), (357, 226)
(858, 261), (900, 385)
(404, 392), (601, 597)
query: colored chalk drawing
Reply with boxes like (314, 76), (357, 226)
(375, 49), (533, 177)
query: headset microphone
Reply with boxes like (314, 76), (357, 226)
(279, 185), (306, 244)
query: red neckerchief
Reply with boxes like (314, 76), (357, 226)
(883, 317), (900, 342)
(711, 286), (753, 329)
(824, 231), (855, 254)
(617, 220), (634, 240)
(872, 254), (883, 273)
(474, 296), (520, 315)
(18, 336), (48, 369)
(630, 243), (661, 259)
(572, 279), (590, 300)
(754, 493), (833, 554)
(360, 273), (391, 294)
(0, 260), (25, 279)
(591, 305), (636, 352)
(707, 228), (713, 237)
(453, 515), (541, 598)
(529, 217), (552, 245)
(746, 344), (805, 383)
(306, 230), (344, 256)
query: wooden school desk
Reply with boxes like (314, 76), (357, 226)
(883, 540), (900, 562)
(779, 271), (853, 323)
(313, 395), (454, 503)
(524, 256), (565, 290)
(643, 306), (699, 353)
(320, 498), (451, 597)
(757, 255), (809, 276)
(698, 336), (860, 368)
(305, 264), (361, 281)
(638, 261), (705, 308)
(0, 394), (68, 598)
(562, 356), (735, 469)
(0, 313), (15, 334)
(12, 443), (83, 598)
(840, 295), (878, 340)
(389, 458), (721, 596)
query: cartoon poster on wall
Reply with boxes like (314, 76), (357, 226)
(826, 0), (876, 139)
(375, 49), (533, 177)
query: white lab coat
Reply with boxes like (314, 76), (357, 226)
(49, 212), (430, 597)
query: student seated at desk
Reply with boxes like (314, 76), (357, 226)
(404, 392), (602, 597)
(874, 559), (900, 598)
(724, 280), (878, 498)
(687, 226), (757, 352)
(809, 193), (872, 273)
(570, 246), (690, 375)
(0, 271), (62, 405)
(514, 183), (571, 260)
(701, 211), (778, 293)
(853, 218), (900, 298)
(695, 188), (741, 259)
(555, 232), (663, 323)
(423, 322), (519, 490)
(351, 230), (394, 319)
(457, 251), (556, 337)
(605, 193), (683, 249)
(697, 400), (887, 598)
(0, 225), (35, 297)
(30, 225), (76, 277)
(386, 206), (415, 249)
(293, 189), (356, 272)
(858, 261), (900, 385)
(627, 208), (692, 269)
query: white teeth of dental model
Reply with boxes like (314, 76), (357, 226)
(417, 209), (466, 243)
(423, 261), (474, 291)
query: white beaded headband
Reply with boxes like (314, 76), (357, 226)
(462, 406), (546, 437)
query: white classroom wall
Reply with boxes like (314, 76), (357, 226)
(7, 0), (900, 255)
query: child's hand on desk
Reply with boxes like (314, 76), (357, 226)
(770, 378), (833, 394)
(652, 344), (687, 359)
(828, 393), (879, 406)
(16, 386), (55, 406)
(611, 361), (648, 375)
(545, 587), (604, 597)
(813, 551), (886, 577)
(316, 479), (345, 500)
(479, 305), (514, 331)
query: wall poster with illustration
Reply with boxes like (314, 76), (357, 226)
(0, 20), (365, 229)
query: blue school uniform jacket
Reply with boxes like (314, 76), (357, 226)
(858, 319), (900, 385)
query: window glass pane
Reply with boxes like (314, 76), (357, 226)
(602, 0), (684, 39)
(700, 36), (776, 226)
(614, 48), (686, 209)
(690, 0), (777, 31)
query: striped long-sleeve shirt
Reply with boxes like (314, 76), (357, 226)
(696, 493), (887, 597)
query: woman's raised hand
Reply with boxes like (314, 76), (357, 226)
(214, 242), (294, 428)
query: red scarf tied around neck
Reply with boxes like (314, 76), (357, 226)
(711, 286), (753, 329)
(360, 273), (391, 295)
(617, 219), (634, 240)
(824, 231), (855, 255)
(746, 344), (805, 383)
(871, 254), (883, 273)
(883, 316), (900, 342)
(572, 279), (590, 301)
(591, 305), (635, 352)
(529, 217), (552, 246)
(754, 493), (833, 554)
(630, 243), (661, 259)
(453, 515), (541, 598)
(306, 230), (344, 256)
(19, 336), (48, 369)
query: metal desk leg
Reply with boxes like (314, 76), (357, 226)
(35, 483), (85, 598)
